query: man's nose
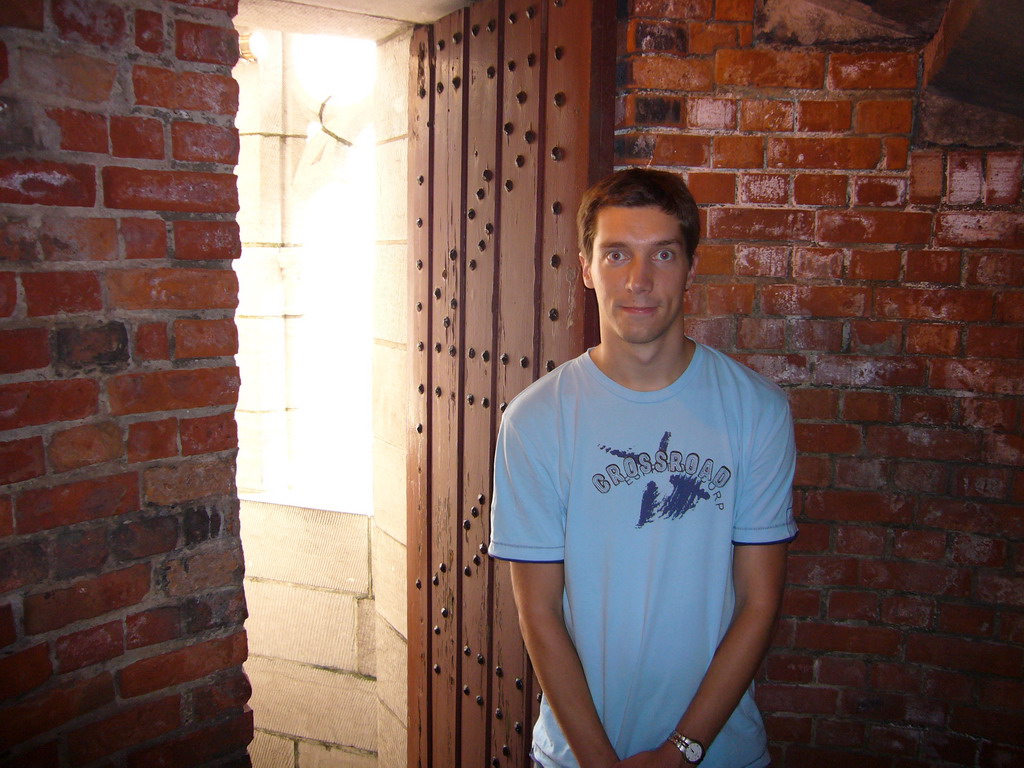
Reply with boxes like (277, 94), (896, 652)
(625, 257), (652, 293)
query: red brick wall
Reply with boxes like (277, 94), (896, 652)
(0, 0), (250, 766)
(619, 2), (1023, 766)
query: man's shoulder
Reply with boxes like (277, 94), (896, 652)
(501, 353), (587, 426)
(698, 344), (790, 408)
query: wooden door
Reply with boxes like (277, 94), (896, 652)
(407, 1), (614, 766)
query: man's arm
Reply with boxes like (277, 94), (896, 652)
(616, 541), (789, 768)
(510, 560), (620, 768)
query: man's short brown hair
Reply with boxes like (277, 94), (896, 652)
(577, 168), (700, 263)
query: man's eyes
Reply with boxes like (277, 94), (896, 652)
(654, 249), (676, 261)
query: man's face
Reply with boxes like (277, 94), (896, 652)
(580, 205), (693, 351)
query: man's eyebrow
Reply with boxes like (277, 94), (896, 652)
(598, 238), (683, 249)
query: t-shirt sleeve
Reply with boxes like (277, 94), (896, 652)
(488, 401), (567, 562)
(732, 391), (798, 545)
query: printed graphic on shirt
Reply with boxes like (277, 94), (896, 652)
(591, 431), (732, 528)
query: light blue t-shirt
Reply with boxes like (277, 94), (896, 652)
(489, 344), (797, 768)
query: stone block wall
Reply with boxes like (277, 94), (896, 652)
(617, 1), (1023, 765)
(0, 0), (251, 766)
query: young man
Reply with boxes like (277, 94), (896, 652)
(489, 168), (797, 768)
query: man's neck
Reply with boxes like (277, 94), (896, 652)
(589, 334), (696, 392)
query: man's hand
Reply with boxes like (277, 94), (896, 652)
(613, 741), (684, 768)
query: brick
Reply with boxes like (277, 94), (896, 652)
(768, 137), (881, 170)
(828, 591), (878, 621)
(0, 328), (49, 374)
(901, 393), (954, 425)
(176, 20), (238, 65)
(0, 159), (96, 207)
(109, 366), (240, 415)
(781, 587), (821, 616)
(1, 218), (38, 262)
(996, 291), (1024, 323)
(708, 207), (813, 241)
(132, 66), (238, 114)
(108, 268), (238, 310)
(934, 211), (1024, 249)
(0, 436), (45, 485)
(738, 317), (784, 349)
(122, 218), (167, 260)
(629, 0), (712, 19)
(40, 217), (117, 261)
(23, 564), (151, 635)
(712, 135), (763, 168)
(22, 270), (102, 316)
(907, 634), (1022, 676)
(629, 56), (714, 91)
(136, 322), (170, 360)
(816, 719), (865, 748)
(892, 529), (946, 561)
(905, 250), (959, 284)
(55, 620), (124, 673)
(15, 472), (138, 534)
(0, 672), (114, 751)
(653, 134), (710, 166)
(794, 423), (861, 454)
(705, 284), (755, 313)
(170, 0), (239, 11)
(757, 684), (837, 716)
(946, 151), (983, 205)
(716, 49), (825, 88)
(54, 322), (130, 374)
(940, 604), (996, 636)
(687, 22), (736, 54)
(790, 318), (842, 351)
(789, 388), (838, 420)
(966, 326), (1024, 359)
(634, 95), (682, 125)
(876, 287), (992, 322)
(111, 514), (179, 560)
(883, 137), (909, 170)
(135, 9), (164, 53)
(966, 253), (1024, 286)
(985, 151), (1023, 205)
(103, 167), (238, 213)
(813, 356), (926, 387)
(143, 458), (235, 504)
(48, 421), (123, 473)
(0, 497), (10, 538)
(796, 621), (900, 656)
(0, 540), (47, 594)
(818, 656), (867, 687)
(817, 210), (931, 244)
(843, 391), (893, 421)
(984, 432), (1024, 466)
(793, 174), (847, 207)
(909, 149), (943, 203)
(615, 133), (655, 161)
(173, 220), (240, 260)
(740, 100), (793, 131)
(848, 249), (900, 280)
(110, 116), (165, 160)
(46, 108), (108, 153)
(797, 100), (851, 132)
(127, 418), (178, 463)
(0, 602), (16, 648)
(805, 490), (911, 523)
(739, 174), (788, 205)
(962, 398), (1016, 432)
(855, 99), (913, 134)
(629, 20), (687, 53)
(127, 606), (182, 649)
(835, 457), (885, 488)
(126, 707), (252, 768)
(180, 412), (237, 455)
(0, 0), (44, 29)
(182, 505), (222, 547)
(867, 424), (980, 461)
(191, 669), (250, 720)
(686, 172), (735, 204)
(69, 694), (181, 766)
(162, 548), (242, 598)
(829, 52), (917, 89)
(686, 97), (736, 129)
(788, 554), (859, 587)
(852, 175), (906, 207)
(881, 595), (933, 628)
(53, 0), (127, 45)
(761, 284), (867, 317)
(733, 354), (808, 385)
(52, 526), (109, 580)
(0, 642), (51, 700)
(977, 573), (1024, 609)
(693, 245), (734, 275)
(20, 48), (116, 102)
(171, 122), (239, 164)
(0, 379), (99, 431)
(848, 320), (901, 354)
(906, 323), (958, 355)
(766, 652), (814, 683)
(735, 245), (787, 277)
(119, 631), (246, 698)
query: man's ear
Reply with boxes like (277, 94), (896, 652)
(579, 251), (594, 289)
(685, 253), (698, 290)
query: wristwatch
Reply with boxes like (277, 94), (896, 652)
(668, 731), (705, 765)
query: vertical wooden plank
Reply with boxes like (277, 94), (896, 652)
(461, 2), (503, 767)
(407, 24), (435, 768)
(429, 10), (468, 768)
(491, 1), (546, 766)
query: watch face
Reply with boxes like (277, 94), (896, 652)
(684, 741), (704, 762)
